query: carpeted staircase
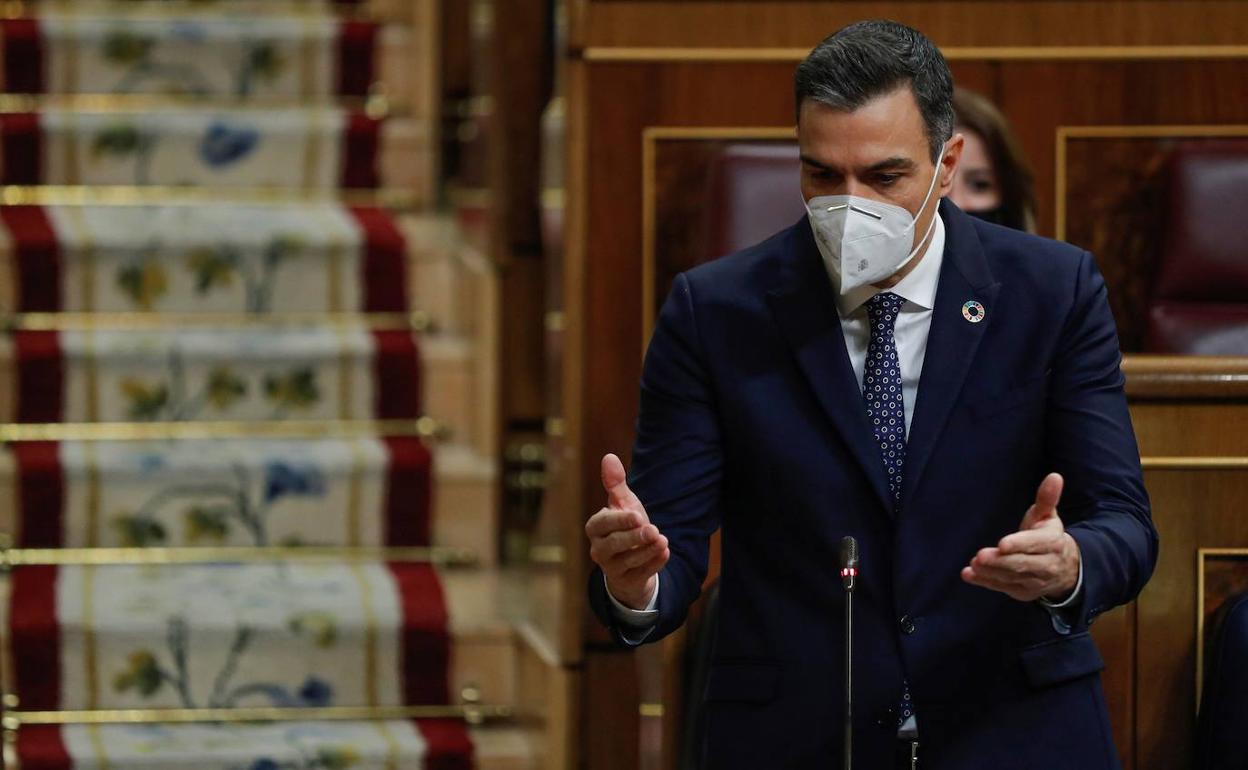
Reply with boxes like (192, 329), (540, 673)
(0, 2), (533, 767)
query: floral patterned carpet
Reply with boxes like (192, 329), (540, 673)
(0, 2), (485, 768)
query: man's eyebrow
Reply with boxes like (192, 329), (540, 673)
(799, 154), (833, 171)
(799, 155), (918, 173)
(865, 157), (917, 173)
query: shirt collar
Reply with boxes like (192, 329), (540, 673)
(830, 213), (946, 317)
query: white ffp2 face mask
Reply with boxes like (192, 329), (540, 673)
(805, 146), (945, 294)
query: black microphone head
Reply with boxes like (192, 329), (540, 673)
(840, 536), (859, 570)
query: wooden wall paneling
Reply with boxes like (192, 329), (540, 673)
(566, 58), (1248, 249)
(439, 0), (473, 185)
(1125, 360), (1248, 769)
(471, 0), (552, 432)
(584, 649), (644, 770)
(515, 621), (581, 768)
(1133, 466), (1248, 769)
(460, 0), (553, 564)
(490, 0), (554, 445)
(577, 1), (1248, 50)
(412, 0), (442, 134)
(490, 0), (554, 259)
(501, 259), (549, 433)
(1125, 359), (1248, 475)
(559, 54), (591, 665)
(1091, 604), (1136, 769)
(1002, 61), (1248, 237)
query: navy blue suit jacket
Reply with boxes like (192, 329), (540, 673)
(588, 200), (1158, 769)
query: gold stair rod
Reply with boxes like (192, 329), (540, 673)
(0, 417), (446, 442)
(0, 186), (421, 210)
(0, 703), (516, 728)
(0, 545), (479, 568)
(0, 93), (401, 118)
(3, 311), (431, 332)
(0, 0), (390, 23)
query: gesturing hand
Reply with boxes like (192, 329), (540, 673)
(961, 473), (1081, 603)
(584, 453), (670, 610)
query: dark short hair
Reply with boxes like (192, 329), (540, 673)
(795, 20), (954, 163)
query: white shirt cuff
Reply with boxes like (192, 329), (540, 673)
(605, 573), (660, 628)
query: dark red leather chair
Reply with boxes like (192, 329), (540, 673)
(703, 143), (804, 260)
(1197, 590), (1248, 769)
(1145, 141), (1248, 355)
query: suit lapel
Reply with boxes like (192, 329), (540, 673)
(900, 201), (1000, 511)
(766, 222), (895, 514)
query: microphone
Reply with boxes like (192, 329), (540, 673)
(840, 536), (858, 770)
(840, 536), (859, 591)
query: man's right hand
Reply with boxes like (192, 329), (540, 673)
(585, 453), (670, 610)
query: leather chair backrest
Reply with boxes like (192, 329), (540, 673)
(1145, 140), (1248, 354)
(703, 143), (804, 261)
(1197, 590), (1248, 769)
(680, 579), (720, 770)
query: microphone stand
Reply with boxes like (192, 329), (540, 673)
(844, 578), (853, 770)
(840, 537), (858, 770)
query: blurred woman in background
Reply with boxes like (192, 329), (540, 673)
(950, 86), (1037, 232)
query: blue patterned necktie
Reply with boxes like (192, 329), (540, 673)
(864, 292), (908, 505)
(862, 291), (915, 727)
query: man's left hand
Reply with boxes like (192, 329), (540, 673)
(961, 473), (1081, 603)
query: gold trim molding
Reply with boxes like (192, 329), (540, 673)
(1141, 458), (1248, 471)
(585, 45), (1248, 64)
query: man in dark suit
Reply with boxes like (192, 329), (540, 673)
(584, 20), (1157, 769)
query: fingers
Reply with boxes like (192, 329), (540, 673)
(601, 453), (645, 514)
(622, 547), (670, 580)
(1020, 472), (1064, 530)
(611, 537), (669, 571)
(600, 524), (665, 561)
(586, 509), (668, 569)
(961, 566), (1035, 602)
(962, 545), (1066, 602)
(997, 522), (1063, 555)
(970, 550), (1061, 584)
(584, 508), (644, 540)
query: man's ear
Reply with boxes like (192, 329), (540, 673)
(939, 133), (966, 194)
